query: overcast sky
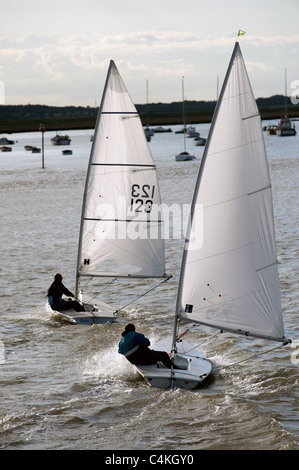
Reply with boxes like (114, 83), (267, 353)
(1, 0), (298, 106)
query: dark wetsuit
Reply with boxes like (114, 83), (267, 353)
(47, 281), (85, 312)
(118, 330), (173, 368)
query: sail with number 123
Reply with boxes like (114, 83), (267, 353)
(54, 60), (169, 325)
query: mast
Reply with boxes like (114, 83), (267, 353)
(182, 76), (186, 152)
(146, 78), (149, 125)
(284, 68), (288, 115)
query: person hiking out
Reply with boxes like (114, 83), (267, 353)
(118, 323), (178, 369)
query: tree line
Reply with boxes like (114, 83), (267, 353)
(0, 95), (294, 122)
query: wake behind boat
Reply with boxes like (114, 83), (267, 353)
(51, 60), (169, 325)
(135, 40), (291, 389)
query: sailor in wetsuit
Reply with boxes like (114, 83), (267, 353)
(47, 273), (85, 312)
(118, 323), (176, 369)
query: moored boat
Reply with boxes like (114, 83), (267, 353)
(0, 137), (14, 145)
(175, 151), (195, 161)
(194, 137), (206, 146)
(265, 124), (279, 135)
(185, 126), (199, 138)
(276, 115), (296, 136)
(153, 126), (172, 133)
(51, 134), (71, 145)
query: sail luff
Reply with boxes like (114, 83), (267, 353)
(172, 43), (241, 350)
(75, 60), (115, 297)
(174, 42), (288, 344)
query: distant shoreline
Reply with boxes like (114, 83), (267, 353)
(0, 104), (298, 134)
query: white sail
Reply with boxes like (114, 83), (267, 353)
(175, 42), (286, 342)
(76, 61), (165, 286)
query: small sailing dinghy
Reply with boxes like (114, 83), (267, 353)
(55, 60), (168, 325)
(136, 41), (291, 388)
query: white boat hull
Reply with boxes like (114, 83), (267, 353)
(52, 293), (117, 325)
(52, 310), (116, 325)
(276, 128), (296, 136)
(135, 338), (212, 389)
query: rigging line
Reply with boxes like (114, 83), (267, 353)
(113, 275), (172, 314)
(78, 276), (94, 289)
(179, 331), (221, 355)
(217, 342), (290, 373)
(74, 278), (117, 306)
(92, 277), (117, 297)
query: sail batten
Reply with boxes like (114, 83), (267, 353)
(84, 218), (163, 223)
(242, 113), (260, 121)
(248, 185), (271, 196)
(101, 111), (138, 114)
(91, 163), (156, 167)
(174, 42), (287, 344)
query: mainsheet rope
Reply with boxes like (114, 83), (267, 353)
(73, 277), (117, 305)
(217, 342), (288, 372)
(176, 328), (290, 372)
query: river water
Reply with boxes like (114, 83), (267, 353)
(0, 122), (298, 451)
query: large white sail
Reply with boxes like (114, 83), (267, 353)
(76, 61), (165, 287)
(175, 42), (285, 342)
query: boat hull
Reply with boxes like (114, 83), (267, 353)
(135, 338), (212, 389)
(52, 310), (116, 325)
(194, 138), (206, 146)
(52, 293), (117, 325)
(175, 152), (195, 161)
(276, 128), (297, 136)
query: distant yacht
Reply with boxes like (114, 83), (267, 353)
(276, 115), (296, 136)
(174, 77), (195, 161)
(276, 69), (297, 136)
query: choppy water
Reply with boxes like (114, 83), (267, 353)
(0, 122), (298, 450)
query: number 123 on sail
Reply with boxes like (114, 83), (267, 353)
(130, 183), (156, 213)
